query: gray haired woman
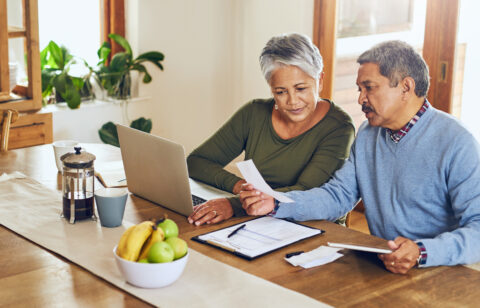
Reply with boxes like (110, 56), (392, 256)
(187, 33), (355, 226)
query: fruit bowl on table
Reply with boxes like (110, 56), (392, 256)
(113, 245), (189, 288)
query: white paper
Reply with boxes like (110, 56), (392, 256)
(95, 160), (127, 188)
(236, 159), (294, 203)
(285, 246), (344, 268)
(327, 242), (392, 254)
(198, 216), (321, 258)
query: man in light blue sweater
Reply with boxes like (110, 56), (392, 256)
(239, 41), (480, 274)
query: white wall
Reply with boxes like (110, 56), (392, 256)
(126, 0), (314, 154)
(458, 1), (480, 141)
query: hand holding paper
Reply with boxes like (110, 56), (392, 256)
(236, 160), (293, 203)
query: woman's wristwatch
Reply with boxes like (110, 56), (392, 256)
(416, 241), (428, 267)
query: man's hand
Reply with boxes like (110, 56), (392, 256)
(239, 183), (275, 216)
(187, 198), (233, 226)
(378, 236), (420, 274)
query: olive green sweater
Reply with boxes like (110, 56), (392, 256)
(187, 98), (355, 218)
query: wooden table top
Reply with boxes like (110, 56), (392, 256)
(1, 144), (479, 307)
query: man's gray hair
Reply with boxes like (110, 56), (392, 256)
(260, 33), (323, 82)
(357, 40), (430, 97)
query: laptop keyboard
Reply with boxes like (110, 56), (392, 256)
(192, 194), (207, 206)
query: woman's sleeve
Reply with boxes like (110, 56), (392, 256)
(276, 123), (355, 193)
(187, 102), (252, 193)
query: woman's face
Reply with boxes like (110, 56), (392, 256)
(269, 65), (322, 124)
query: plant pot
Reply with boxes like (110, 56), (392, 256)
(109, 72), (131, 100)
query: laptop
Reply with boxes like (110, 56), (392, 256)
(116, 124), (234, 216)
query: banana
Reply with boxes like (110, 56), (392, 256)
(117, 221), (155, 261)
(116, 225), (136, 257)
(137, 225), (165, 261)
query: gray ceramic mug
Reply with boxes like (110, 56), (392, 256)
(95, 188), (128, 227)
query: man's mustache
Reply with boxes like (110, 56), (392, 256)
(362, 104), (373, 113)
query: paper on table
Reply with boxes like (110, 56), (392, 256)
(95, 160), (127, 188)
(285, 246), (343, 269)
(236, 159), (294, 203)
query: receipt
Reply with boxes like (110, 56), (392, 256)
(285, 246), (344, 268)
(236, 160), (294, 203)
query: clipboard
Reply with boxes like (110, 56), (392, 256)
(191, 216), (324, 260)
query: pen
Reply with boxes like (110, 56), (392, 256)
(227, 224), (246, 238)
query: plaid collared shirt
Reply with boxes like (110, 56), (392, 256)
(387, 100), (429, 143)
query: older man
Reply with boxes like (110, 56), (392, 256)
(240, 40), (480, 274)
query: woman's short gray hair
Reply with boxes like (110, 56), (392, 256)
(357, 40), (430, 97)
(259, 33), (323, 82)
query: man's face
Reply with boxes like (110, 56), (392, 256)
(356, 63), (405, 130)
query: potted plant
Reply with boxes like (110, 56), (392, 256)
(95, 33), (164, 100)
(96, 33), (165, 146)
(40, 41), (94, 109)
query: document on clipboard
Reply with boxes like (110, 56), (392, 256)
(192, 216), (323, 260)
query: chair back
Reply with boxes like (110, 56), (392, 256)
(0, 109), (19, 152)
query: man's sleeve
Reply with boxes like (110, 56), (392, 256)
(274, 140), (360, 221)
(417, 134), (480, 266)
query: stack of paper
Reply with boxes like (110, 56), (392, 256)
(285, 246), (343, 269)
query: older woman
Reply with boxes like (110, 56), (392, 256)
(187, 33), (355, 226)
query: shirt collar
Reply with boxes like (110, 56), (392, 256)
(387, 100), (429, 143)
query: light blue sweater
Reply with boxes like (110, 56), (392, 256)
(275, 102), (480, 267)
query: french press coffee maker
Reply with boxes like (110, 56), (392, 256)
(60, 147), (97, 224)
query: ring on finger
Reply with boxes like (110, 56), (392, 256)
(212, 210), (217, 216)
(391, 261), (395, 266)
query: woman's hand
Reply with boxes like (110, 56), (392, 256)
(239, 183), (275, 216)
(233, 179), (247, 194)
(187, 198), (233, 226)
(378, 236), (420, 274)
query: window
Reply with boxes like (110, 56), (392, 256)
(38, 0), (101, 66)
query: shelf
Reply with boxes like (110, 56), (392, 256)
(8, 25), (26, 38)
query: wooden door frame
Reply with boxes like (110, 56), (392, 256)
(312, 0), (459, 114)
(102, 0), (125, 58)
(423, 0), (460, 113)
(312, 0), (337, 100)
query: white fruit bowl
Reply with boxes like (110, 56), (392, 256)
(113, 246), (188, 288)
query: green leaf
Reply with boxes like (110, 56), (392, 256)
(108, 33), (133, 57)
(110, 52), (129, 71)
(98, 122), (120, 147)
(71, 76), (84, 90)
(97, 41), (111, 64)
(135, 58), (164, 71)
(64, 86), (81, 109)
(136, 51), (164, 62)
(41, 70), (56, 93)
(48, 41), (64, 69)
(131, 63), (152, 83)
(130, 117), (152, 133)
(40, 46), (49, 69)
(52, 73), (68, 94)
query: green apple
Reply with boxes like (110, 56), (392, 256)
(157, 218), (179, 239)
(138, 258), (149, 263)
(165, 237), (188, 260)
(147, 241), (174, 263)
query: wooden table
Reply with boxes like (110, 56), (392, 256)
(1, 144), (479, 307)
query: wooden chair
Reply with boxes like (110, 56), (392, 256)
(0, 109), (19, 152)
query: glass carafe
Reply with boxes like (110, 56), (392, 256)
(61, 147), (96, 223)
